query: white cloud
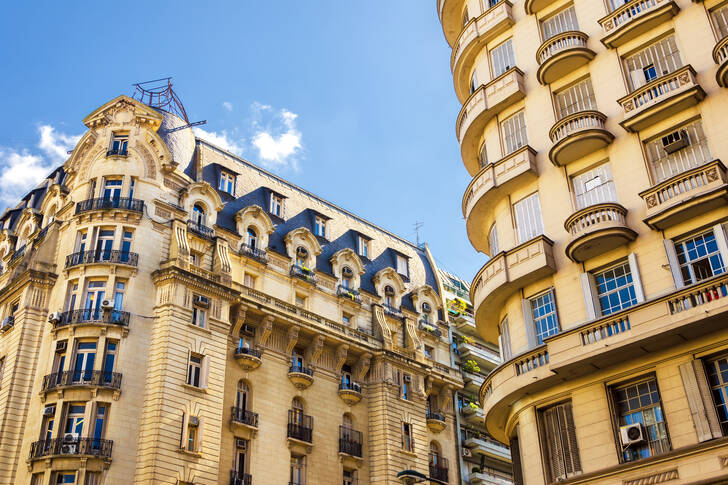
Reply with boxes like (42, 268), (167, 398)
(222, 101), (233, 112)
(193, 127), (243, 155)
(250, 107), (303, 171)
(38, 125), (81, 163)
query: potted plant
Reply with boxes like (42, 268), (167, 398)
(462, 359), (480, 374)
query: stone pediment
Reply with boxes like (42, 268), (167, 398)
(82, 95), (163, 130)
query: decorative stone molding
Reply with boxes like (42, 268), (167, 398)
(257, 315), (274, 347)
(285, 326), (300, 355)
(623, 469), (678, 485)
(354, 352), (372, 381)
(305, 334), (325, 367)
(335, 344), (349, 373)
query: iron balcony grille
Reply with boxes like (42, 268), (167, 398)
(339, 381), (362, 393)
(418, 321), (442, 337)
(240, 243), (268, 264)
(36, 224), (51, 242)
(287, 410), (313, 443)
(339, 426), (363, 458)
(106, 148), (128, 157)
(429, 457), (449, 482)
(382, 303), (403, 318)
(51, 309), (130, 329)
(187, 220), (215, 239)
(235, 346), (262, 358)
(29, 438), (113, 460)
(65, 250), (139, 268)
(75, 197), (144, 215)
(289, 364), (314, 376)
(337, 285), (362, 303)
(231, 407), (259, 428)
(230, 471), (252, 485)
(9, 245), (26, 263)
(427, 410), (446, 422)
(0, 316), (14, 333)
(290, 265), (317, 284)
(42, 371), (122, 393)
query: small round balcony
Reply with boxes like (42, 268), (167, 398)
(288, 364), (314, 390)
(536, 31), (594, 85)
(564, 203), (636, 262)
(338, 381), (363, 405)
(438, 0), (467, 47)
(426, 411), (447, 433)
(234, 346), (262, 371)
(524, 0), (558, 15)
(713, 36), (728, 88)
(548, 111), (613, 166)
(64, 250), (139, 269)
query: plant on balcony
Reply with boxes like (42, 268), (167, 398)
(467, 401), (479, 411)
(459, 335), (474, 345)
(462, 359), (480, 374)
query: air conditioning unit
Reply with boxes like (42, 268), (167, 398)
(61, 442), (78, 454)
(422, 302), (432, 313)
(620, 423), (646, 446)
(662, 130), (689, 154)
(403, 374), (412, 383)
(48, 312), (61, 323)
(0, 316), (14, 331)
(462, 447), (472, 458)
(194, 295), (210, 308)
(43, 405), (56, 416)
(100, 299), (114, 311)
(189, 416), (200, 427)
(241, 323), (256, 337)
(235, 438), (248, 449)
(63, 432), (79, 443)
(55, 341), (67, 353)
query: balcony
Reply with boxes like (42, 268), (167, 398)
(462, 369), (487, 389)
(640, 160), (728, 230)
(599, 0), (679, 49)
(472, 236), (556, 343)
(429, 457), (449, 483)
(29, 438), (113, 461)
(470, 469), (514, 485)
(452, 1), (515, 101)
(234, 346), (262, 371)
(288, 364), (314, 390)
(457, 340), (501, 369)
(618, 65), (705, 132)
(564, 203), (636, 262)
(452, 311), (477, 333)
(463, 431), (511, 461)
(524, 0), (559, 15)
(337, 285), (362, 304)
(230, 471), (252, 485)
(713, 36), (728, 87)
(41, 371), (122, 394)
(65, 250), (139, 269)
(463, 146), (538, 254)
(536, 31), (595, 85)
(426, 410), (447, 433)
(75, 197), (144, 215)
(457, 68), (526, 176)
(548, 111), (613, 166)
(231, 406), (259, 430)
(290, 265), (317, 285)
(418, 320), (442, 338)
(438, 0), (466, 47)
(287, 411), (313, 454)
(239, 243), (268, 265)
(382, 303), (403, 319)
(461, 402), (485, 424)
(339, 426), (363, 458)
(50, 309), (130, 331)
(338, 380), (363, 405)
(187, 219), (215, 239)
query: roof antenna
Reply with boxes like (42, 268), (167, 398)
(131, 77), (207, 133)
(414, 221), (424, 248)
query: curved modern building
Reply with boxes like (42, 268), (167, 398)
(438, 0), (728, 484)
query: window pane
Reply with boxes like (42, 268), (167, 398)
(530, 290), (559, 344)
(675, 230), (726, 286)
(645, 120), (712, 183)
(612, 378), (670, 461)
(595, 262), (638, 315)
(541, 6), (578, 40)
(554, 79), (596, 119)
(491, 39), (515, 77)
(571, 163), (617, 209)
(624, 35), (682, 91)
(501, 111), (528, 155)
(513, 193), (543, 243)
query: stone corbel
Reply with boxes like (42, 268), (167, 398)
(305, 334), (325, 367)
(230, 304), (248, 343)
(424, 376), (433, 396)
(404, 317), (423, 358)
(354, 352), (372, 381)
(334, 343), (349, 374)
(372, 305), (393, 350)
(169, 220), (190, 260)
(285, 325), (300, 356)
(257, 315), (274, 348)
(213, 238), (232, 275)
(439, 384), (453, 412)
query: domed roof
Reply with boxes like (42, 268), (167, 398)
(157, 109), (196, 169)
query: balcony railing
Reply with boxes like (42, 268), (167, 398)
(429, 457), (449, 482)
(537, 31), (589, 65)
(230, 471), (252, 485)
(231, 406), (259, 428)
(339, 426), (363, 458)
(42, 371), (122, 393)
(418, 321), (442, 337)
(564, 202), (635, 262)
(427, 410), (446, 422)
(187, 219), (215, 239)
(382, 303), (403, 318)
(75, 197), (144, 215)
(8, 245), (26, 264)
(287, 411), (313, 443)
(106, 148), (128, 157)
(235, 346), (262, 359)
(339, 381), (362, 393)
(290, 265), (317, 284)
(289, 364), (314, 376)
(240, 243), (268, 264)
(599, 0), (678, 48)
(337, 285), (362, 303)
(29, 438), (113, 460)
(51, 309), (130, 329)
(65, 250), (139, 268)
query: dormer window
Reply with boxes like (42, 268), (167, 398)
(192, 204), (206, 226)
(421, 302), (432, 323)
(358, 237), (370, 259)
(342, 266), (354, 289)
(109, 133), (128, 156)
(384, 285), (395, 307)
(396, 254), (409, 278)
(247, 227), (258, 249)
(296, 246), (309, 267)
(314, 216), (326, 238)
(270, 194), (283, 217)
(219, 171), (235, 195)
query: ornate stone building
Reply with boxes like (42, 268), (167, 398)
(0, 94), (463, 484)
(438, 0), (728, 484)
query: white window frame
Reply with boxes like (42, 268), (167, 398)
(358, 237), (369, 258)
(523, 289), (560, 347)
(396, 254), (409, 277)
(581, 254), (645, 320)
(513, 193), (544, 244)
(219, 171), (235, 195)
(665, 225), (728, 289)
(314, 216), (326, 238)
(270, 194), (283, 217)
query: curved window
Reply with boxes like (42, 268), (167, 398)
(421, 302), (432, 323)
(341, 266), (353, 288)
(247, 227), (258, 249)
(236, 380), (250, 410)
(296, 246), (308, 267)
(384, 285), (395, 307)
(192, 204), (206, 225)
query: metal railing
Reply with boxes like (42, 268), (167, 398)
(9, 245), (26, 264)
(337, 285), (362, 303)
(287, 411), (313, 443)
(231, 406), (259, 428)
(339, 426), (363, 458)
(289, 364), (314, 376)
(230, 471), (252, 485)
(106, 148), (128, 157)
(418, 321), (442, 337)
(239, 243), (268, 264)
(29, 437), (113, 460)
(427, 410), (446, 422)
(65, 250), (139, 268)
(42, 371), (122, 393)
(234, 346), (262, 359)
(51, 309), (130, 329)
(382, 303), (403, 318)
(290, 265), (316, 284)
(339, 381), (362, 393)
(429, 457), (449, 482)
(187, 219), (215, 239)
(76, 197), (144, 214)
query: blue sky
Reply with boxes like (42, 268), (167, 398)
(0, 1), (484, 281)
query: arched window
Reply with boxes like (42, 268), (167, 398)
(247, 227), (258, 249)
(429, 441), (442, 466)
(192, 204), (206, 225)
(236, 380), (250, 411)
(384, 285), (395, 307)
(44, 205), (57, 228)
(292, 397), (305, 424)
(342, 413), (353, 429)
(341, 266), (353, 289)
(296, 246), (308, 267)
(421, 302), (432, 323)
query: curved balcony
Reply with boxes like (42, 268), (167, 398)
(548, 111), (613, 166)
(50, 309), (130, 331)
(239, 243), (268, 265)
(564, 203), (636, 262)
(426, 410), (447, 433)
(536, 31), (594, 85)
(599, 0), (679, 49)
(463, 146), (538, 254)
(29, 438), (113, 461)
(472, 236), (556, 343)
(338, 381), (363, 405)
(452, 1), (515, 102)
(618, 65), (705, 133)
(290, 265), (317, 285)
(234, 346), (262, 371)
(640, 160), (728, 230)
(457, 68), (526, 176)
(288, 364), (314, 390)
(231, 406), (259, 430)
(524, 0), (559, 15)
(41, 370), (122, 394)
(75, 197), (144, 215)
(713, 36), (728, 88)
(187, 219), (214, 239)
(438, 0), (467, 47)
(65, 250), (139, 269)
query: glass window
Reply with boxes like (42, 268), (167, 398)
(501, 111), (528, 155)
(401, 373), (411, 400)
(645, 120), (712, 183)
(594, 261), (638, 316)
(712, 4), (728, 38)
(103, 179), (122, 200)
(705, 355), (728, 435)
(402, 422), (413, 451)
(187, 419), (198, 452)
(571, 163), (617, 209)
(396, 255), (409, 277)
(270, 194), (283, 217)
(102, 341), (118, 383)
(56, 473), (76, 484)
(490, 39), (516, 78)
(611, 377), (670, 462)
(72, 341), (97, 383)
(530, 290), (559, 344)
(192, 305), (206, 328)
(624, 35), (682, 90)
(219, 171), (235, 194)
(192, 204), (206, 225)
(187, 353), (202, 387)
(343, 469), (357, 485)
(358, 237), (369, 258)
(247, 227), (258, 249)
(65, 404), (86, 435)
(120, 230), (133, 263)
(113, 281), (126, 311)
(314, 216), (326, 237)
(488, 224), (499, 256)
(290, 455), (306, 485)
(424, 345), (433, 359)
(554, 78), (596, 119)
(128, 178), (135, 199)
(675, 231), (726, 286)
(513, 193), (544, 244)
(110, 134), (128, 153)
(541, 5), (578, 40)
(243, 273), (256, 288)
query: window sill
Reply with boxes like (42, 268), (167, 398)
(181, 383), (207, 394)
(187, 322), (212, 335)
(399, 449), (418, 457)
(176, 448), (203, 458)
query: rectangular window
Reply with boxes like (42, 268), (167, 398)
(705, 355), (728, 435)
(501, 111), (528, 155)
(187, 353), (202, 387)
(358, 237), (369, 258)
(295, 294), (306, 308)
(530, 290), (559, 344)
(120, 230), (133, 262)
(343, 469), (358, 485)
(611, 377), (670, 462)
(113, 281), (126, 311)
(189, 251), (202, 267)
(342, 312), (352, 326)
(571, 163), (617, 210)
(624, 35), (682, 90)
(499, 317), (512, 361)
(594, 261), (638, 316)
(712, 4), (728, 38)
(30, 474), (43, 485)
(243, 273), (256, 288)
(402, 422), (413, 452)
(424, 345), (433, 359)
(65, 403), (86, 435)
(290, 455), (306, 485)
(84, 473), (100, 485)
(401, 373), (411, 400)
(490, 39), (516, 78)
(219, 171), (235, 195)
(270, 194), (283, 217)
(554, 78), (596, 120)
(72, 341), (97, 383)
(102, 178), (122, 201)
(513, 193), (544, 244)
(192, 306), (206, 328)
(55, 472), (77, 484)
(187, 419), (198, 452)
(645, 120), (712, 183)
(541, 5), (578, 40)
(675, 230), (726, 286)
(539, 401), (581, 481)
(102, 341), (118, 383)
(396, 254), (409, 277)
(110, 134), (128, 154)
(314, 216), (326, 237)
(488, 224), (499, 256)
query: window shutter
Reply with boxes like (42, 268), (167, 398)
(510, 434), (524, 485)
(663, 240), (685, 289)
(557, 402), (582, 476)
(201, 355), (210, 388)
(678, 360), (722, 441)
(180, 412), (188, 449)
(580, 273), (599, 320)
(197, 416), (205, 452)
(541, 406), (565, 481)
(522, 299), (537, 349)
(627, 253), (646, 303)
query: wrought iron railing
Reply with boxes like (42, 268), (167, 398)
(240, 243), (268, 264)
(427, 410), (446, 422)
(429, 457), (449, 482)
(187, 219), (215, 239)
(382, 303), (403, 318)
(8, 245), (26, 264)
(230, 471), (252, 485)
(418, 321), (442, 337)
(337, 285), (362, 303)
(339, 381), (362, 393)
(231, 406), (259, 428)
(234, 346), (262, 359)
(51, 309), (130, 329)
(41, 371), (122, 392)
(65, 250), (139, 268)
(106, 148), (128, 157)
(290, 265), (316, 284)
(75, 197), (144, 215)
(339, 426), (363, 458)
(29, 437), (113, 460)
(287, 411), (313, 443)
(289, 364), (314, 376)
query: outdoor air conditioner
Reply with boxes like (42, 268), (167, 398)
(0, 316), (13, 330)
(235, 438), (248, 450)
(55, 341), (67, 353)
(403, 374), (412, 383)
(194, 295), (210, 308)
(661, 130), (689, 154)
(61, 432), (79, 454)
(100, 299), (114, 311)
(620, 423), (646, 446)
(189, 416), (200, 427)
(43, 405), (56, 416)
(462, 447), (472, 458)
(48, 312), (61, 323)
